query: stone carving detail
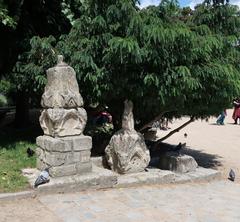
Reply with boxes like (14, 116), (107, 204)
(39, 55), (87, 137)
(40, 108), (87, 137)
(105, 100), (150, 174)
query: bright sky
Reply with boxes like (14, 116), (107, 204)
(139, 0), (240, 9)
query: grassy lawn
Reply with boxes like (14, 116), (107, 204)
(0, 125), (40, 193)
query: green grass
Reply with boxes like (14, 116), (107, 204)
(0, 125), (40, 192)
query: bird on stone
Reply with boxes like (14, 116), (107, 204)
(34, 168), (50, 188)
(172, 142), (186, 155)
(184, 133), (188, 138)
(27, 147), (35, 157)
(228, 169), (235, 182)
(173, 142), (186, 151)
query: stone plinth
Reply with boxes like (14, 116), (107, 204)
(36, 135), (92, 177)
(158, 152), (198, 173)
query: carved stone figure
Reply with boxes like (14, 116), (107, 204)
(39, 55), (87, 137)
(36, 55), (92, 178)
(105, 100), (150, 174)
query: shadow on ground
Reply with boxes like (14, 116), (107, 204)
(181, 147), (222, 169)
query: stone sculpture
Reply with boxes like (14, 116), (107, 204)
(105, 100), (150, 174)
(36, 55), (92, 177)
(39, 55), (87, 137)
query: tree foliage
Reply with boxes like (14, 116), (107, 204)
(3, 0), (240, 128)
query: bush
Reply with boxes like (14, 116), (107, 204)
(0, 80), (11, 95)
(0, 94), (7, 107)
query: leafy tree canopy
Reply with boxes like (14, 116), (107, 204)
(5, 0), (240, 128)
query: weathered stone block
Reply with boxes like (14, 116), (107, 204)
(36, 147), (44, 161)
(36, 136), (45, 148)
(75, 162), (92, 174)
(45, 151), (67, 166)
(49, 162), (92, 177)
(158, 152), (198, 173)
(64, 150), (91, 164)
(62, 135), (92, 151)
(36, 158), (48, 170)
(36, 136), (72, 152)
(49, 164), (76, 177)
(75, 151), (91, 163)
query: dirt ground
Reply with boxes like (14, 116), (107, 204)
(157, 108), (240, 182)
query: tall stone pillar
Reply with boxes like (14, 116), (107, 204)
(36, 55), (92, 177)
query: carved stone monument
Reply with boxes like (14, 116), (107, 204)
(36, 55), (92, 177)
(105, 100), (150, 174)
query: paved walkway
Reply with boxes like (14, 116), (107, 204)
(1, 181), (240, 222)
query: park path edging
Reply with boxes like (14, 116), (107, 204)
(0, 164), (221, 201)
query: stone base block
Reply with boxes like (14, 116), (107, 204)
(49, 162), (92, 177)
(36, 135), (92, 177)
(158, 152), (198, 173)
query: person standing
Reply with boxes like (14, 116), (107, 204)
(216, 110), (227, 125)
(232, 98), (240, 124)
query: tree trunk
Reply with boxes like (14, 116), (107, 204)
(14, 91), (30, 128)
(153, 117), (195, 149)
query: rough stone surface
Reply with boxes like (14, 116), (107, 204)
(39, 108), (87, 137)
(41, 57), (83, 109)
(158, 151), (198, 173)
(105, 100), (150, 174)
(36, 135), (92, 177)
(49, 162), (92, 177)
(39, 55), (87, 137)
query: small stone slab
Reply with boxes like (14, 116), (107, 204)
(116, 168), (175, 188)
(158, 152), (198, 173)
(173, 167), (221, 183)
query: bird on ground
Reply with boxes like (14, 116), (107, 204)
(27, 147), (35, 157)
(172, 142), (186, 155)
(184, 133), (188, 138)
(228, 169), (235, 182)
(34, 168), (50, 188)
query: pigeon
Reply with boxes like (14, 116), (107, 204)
(173, 142), (186, 151)
(228, 169), (235, 182)
(184, 133), (188, 138)
(34, 168), (50, 188)
(27, 147), (35, 157)
(172, 142), (186, 155)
